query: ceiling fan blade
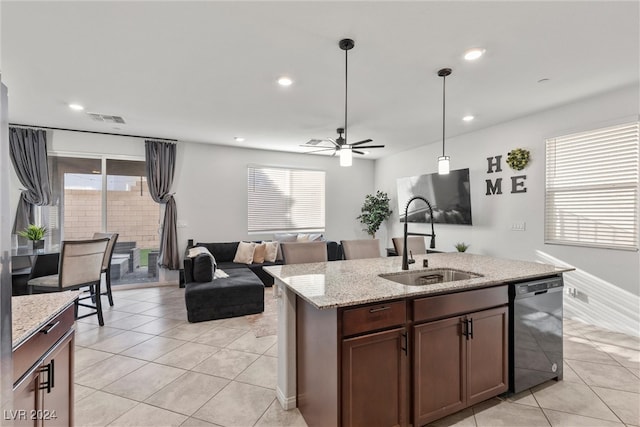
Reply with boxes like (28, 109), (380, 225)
(353, 150), (366, 155)
(350, 139), (373, 146)
(353, 145), (385, 149)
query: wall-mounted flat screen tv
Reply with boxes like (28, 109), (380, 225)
(397, 168), (472, 225)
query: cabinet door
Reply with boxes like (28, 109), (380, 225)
(12, 365), (41, 427)
(413, 317), (466, 427)
(40, 332), (74, 427)
(466, 306), (508, 406)
(342, 327), (408, 427)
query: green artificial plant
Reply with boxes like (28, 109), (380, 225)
(506, 148), (531, 171)
(357, 191), (393, 238)
(454, 242), (470, 252)
(17, 224), (47, 241)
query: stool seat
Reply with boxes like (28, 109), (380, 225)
(185, 269), (264, 323)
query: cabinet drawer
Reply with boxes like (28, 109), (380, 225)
(13, 304), (75, 385)
(342, 300), (406, 337)
(413, 285), (508, 323)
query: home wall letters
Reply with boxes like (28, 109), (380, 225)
(485, 154), (527, 195)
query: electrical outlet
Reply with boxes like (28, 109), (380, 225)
(177, 220), (188, 228)
(567, 287), (577, 297)
(511, 221), (526, 231)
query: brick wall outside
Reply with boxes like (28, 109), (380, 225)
(64, 181), (160, 249)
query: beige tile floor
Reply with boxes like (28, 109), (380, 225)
(74, 285), (640, 427)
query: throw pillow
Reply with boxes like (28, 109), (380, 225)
(253, 243), (266, 263)
(296, 234), (310, 242)
(262, 241), (279, 263)
(233, 241), (257, 264)
(193, 254), (213, 282)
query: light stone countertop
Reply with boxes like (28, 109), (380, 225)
(12, 291), (80, 349)
(264, 253), (573, 309)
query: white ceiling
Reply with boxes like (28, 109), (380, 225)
(1, 1), (638, 159)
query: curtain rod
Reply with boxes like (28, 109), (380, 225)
(8, 123), (178, 142)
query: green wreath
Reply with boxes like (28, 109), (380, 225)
(506, 148), (530, 171)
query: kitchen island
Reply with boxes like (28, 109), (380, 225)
(264, 253), (572, 427)
(12, 291), (79, 426)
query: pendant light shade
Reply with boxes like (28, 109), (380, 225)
(340, 146), (353, 167)
(437, 68), (452, 175)
(438, 155), (450, 175)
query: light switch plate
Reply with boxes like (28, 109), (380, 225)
(511, 221), (526, 231)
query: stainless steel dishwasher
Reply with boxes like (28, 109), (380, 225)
(509, 276), (564, 393)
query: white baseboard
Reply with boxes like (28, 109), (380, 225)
(276, 386), (296, 410)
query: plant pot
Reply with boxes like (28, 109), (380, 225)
(32, 239), (44, 253)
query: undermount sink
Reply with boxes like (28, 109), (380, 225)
(379, 268), (483, 286)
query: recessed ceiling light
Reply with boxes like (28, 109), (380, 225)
(69, 103), (84, 111)
(277, 77), (293, 87)
(234, 137), (245, 142)
(463, 48), (485, 61)
(462, 115), (475, 122)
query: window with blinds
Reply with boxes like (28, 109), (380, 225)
(248, 166), (325, 233)
(545, 122), (639, 250)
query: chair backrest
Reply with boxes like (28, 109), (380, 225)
(341, 239), (381, 260)
(392, 236), (427, 257)
(59, 238), (109, 289)
(281, 241), (328, 264)
(93, 232), (119, 271)
(28, 253), (60, 280)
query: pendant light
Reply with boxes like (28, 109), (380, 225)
(437, 68), (452, 175)
(340, 38), (354, 167)
(340, 145), (353, 167)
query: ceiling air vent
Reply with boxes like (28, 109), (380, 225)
(86, 112), (126, 124)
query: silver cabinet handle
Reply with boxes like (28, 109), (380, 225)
(369, 306), (391, 313)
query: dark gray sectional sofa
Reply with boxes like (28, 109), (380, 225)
(183, 240), (344, 323)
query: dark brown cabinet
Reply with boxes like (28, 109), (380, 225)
(295, 285), (508, 427)
(13, 304), (75, 427)
(413, 295), (508, 426)
(342, 327), (408, 427)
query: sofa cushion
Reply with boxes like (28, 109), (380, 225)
(262, 241), (279, 263)
(196, 242), (239, 263)
(233, 241), (256, 264)
(253, 243), (266, 263)
(217, 261), (250, 270)
(192, 254), (214, 282)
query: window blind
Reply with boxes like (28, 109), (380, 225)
(545, 122), (639, 250)
(248, 166), (325, 233)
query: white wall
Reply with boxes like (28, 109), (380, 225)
(173, 142), (375, 246)
(374, 84), (640, 336)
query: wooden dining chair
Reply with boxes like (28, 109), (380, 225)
(281, 241), (328, 264)
(27, 238), (110, 326)
(93, 232), (119, 306)
(341, 239), (382, 260)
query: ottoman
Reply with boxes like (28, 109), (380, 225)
(185, 268), (264, 323)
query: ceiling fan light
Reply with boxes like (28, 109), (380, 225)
(438, 156), (450, 175)
(340, 147), (353, 167)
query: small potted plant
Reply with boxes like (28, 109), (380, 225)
(357, 191), (393, 238)
(454, 242), (470, 252)
(18, 224), (47, 251)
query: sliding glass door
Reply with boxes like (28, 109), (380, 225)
(47, 155), (160, 285)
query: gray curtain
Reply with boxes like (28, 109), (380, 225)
(9, 127), (52, 233)
(145, 140), (179, 270)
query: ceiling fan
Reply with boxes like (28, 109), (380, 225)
(302, 38), (385, 166)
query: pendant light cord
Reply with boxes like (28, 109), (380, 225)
(344, 47), (348, 147)
(442, 73), (446, 157)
